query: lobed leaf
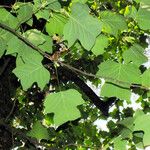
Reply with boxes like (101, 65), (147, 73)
(44, 89), (84, 126)
(63, 3), (101, 50)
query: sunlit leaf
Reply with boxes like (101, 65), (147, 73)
(101, 83), (131, 101)
(44, 89), (84, 126)
(97, 61), (141, 87)
(123, 44), (147, 66)
(91, 35), (109, 56)
(46, 13), (68, 35)
(13, 53), (50, 90)
(63, 3), (101, 50)
(99, 11), (127, 36)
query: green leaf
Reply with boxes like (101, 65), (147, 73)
(0, 37), (7, 58)
(0, 8), (18, 28)
(134, 113), (150, 146)
(118, 117), (134, 130)
(91, 35), (109, 56)
(44, 89), (84, 126)
(17, 3), (33, 24)
(141, 69), (150, 88)
(24, 29), (52, 53)
(63, 3), (101, 50)
(124, 5), (137, 19)
(101, 83), (131, 101)
(27, 121), (49, 140)
(35, 9), (50, 20)
(46, 13), (68, 35)
(13, 53), (50, 90)
(72, 0), (87, 3)
(136, 7), (150, 30)
(6, 36), (23, 55)
(96, 61), (141, 87)
(113, 136), (127, 150)
(123, 44), (147, 66)
(99, 11), (127, 36)
(33, 0), (61, 19)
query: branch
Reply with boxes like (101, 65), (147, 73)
(59, 61), (150, 91)
(57, 66), (116, 116)
(0, 119), (59, 150)
(0, 22), (50, 59)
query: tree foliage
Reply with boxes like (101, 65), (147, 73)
(0, 0), (150, 149)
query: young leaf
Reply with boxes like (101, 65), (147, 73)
(63, 3), (101, 50)
(96, 61), (141, 87)
(99, 11), (128, 36)
(101, 83), (131, 101)
(46, 13), (68, 35)
(27, 121), (49, 140)
(13, 53), (50, 90)
(91, 34), (109, 56)
(123, 44), (147, 66)
(44, 89), (84, 126)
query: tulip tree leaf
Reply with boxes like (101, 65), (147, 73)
(17, 3), (33, 24)
(91, 34), (109, 56)
(134, 114), (150, 146)
(46, 13), (68, 35)
(99, 11), (128, 36)
(24, 29), (52, 53)
(96, 61), (141, 87)
(0, 8), (18, 28)
(101, 83), (131, 101)
(63, 3), (101, 50)
(44, 89), (84, 126)
(113, 136), (127, 150)
(13, 53), (50, 90)
(141, 69), (150, 88)
(27, 121), (49, 140)
(134, 0), (150, 31)
(123, 44), (147, 66)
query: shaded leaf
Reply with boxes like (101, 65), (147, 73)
(0, 37), (7, 58)
(63, 3), (101, 50)
(44, 89), (84, 126)
(27, 121), (49, 140)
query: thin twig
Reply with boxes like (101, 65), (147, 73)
(59, 61), (150, 91)
(5, 99), (16, 121)
(0, 22), (50, 58)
